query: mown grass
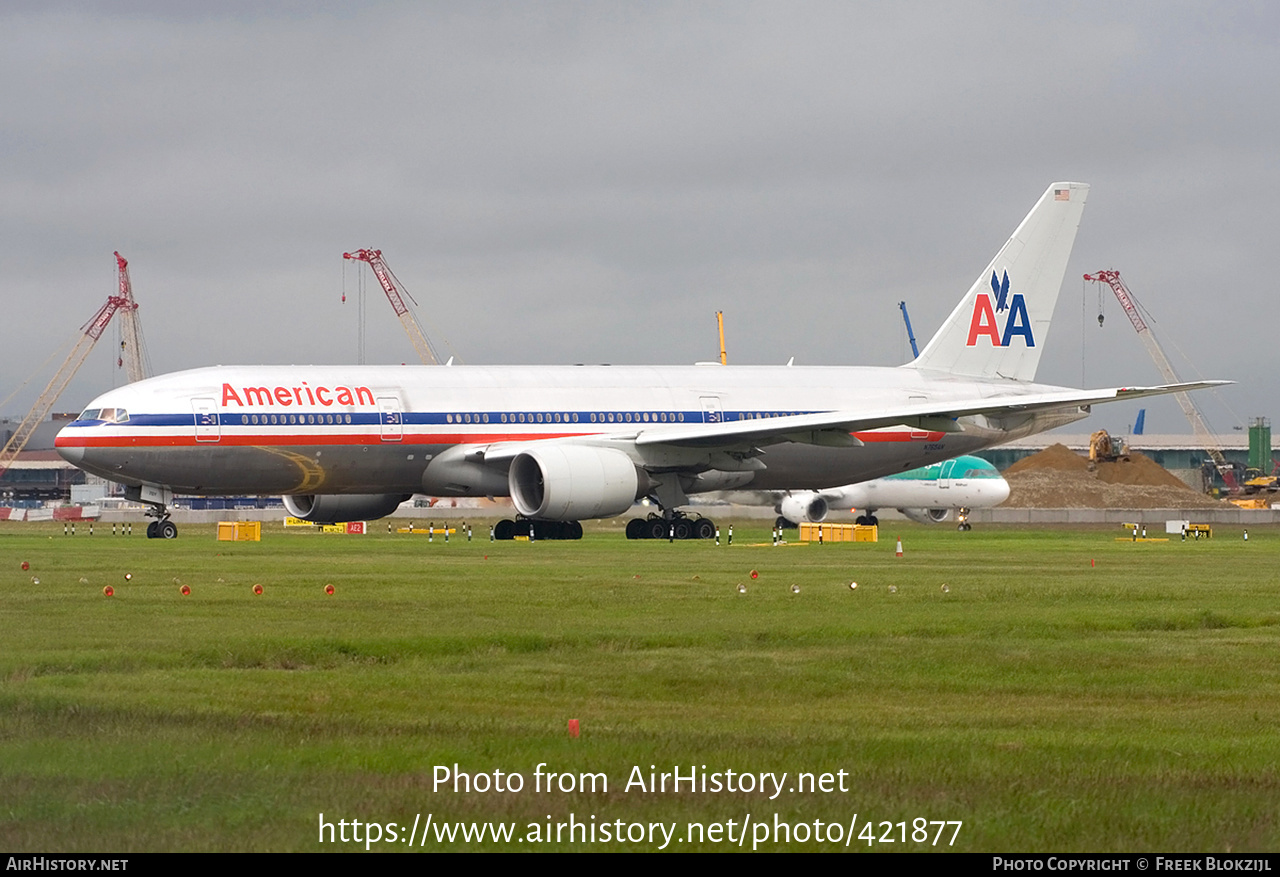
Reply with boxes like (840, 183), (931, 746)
(2, 520), (1279, 851)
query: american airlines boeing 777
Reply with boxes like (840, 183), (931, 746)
(55, 182), (1224, 538)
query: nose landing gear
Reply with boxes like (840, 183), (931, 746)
(126, 484), (179, 539)
(146, 518), (178, 539)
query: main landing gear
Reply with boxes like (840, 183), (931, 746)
(854, 513), (880, 526)
(624, 512), (717, 540)
(493, 518), (584, 540)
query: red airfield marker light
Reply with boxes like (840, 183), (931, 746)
(568, 719), (580, 738)
(103, 585), (114, 597)
(253, 584), (264, 596)
(749, 569), (759, 579)
(180, 585), (190, 596)
(20, 561), (29, 571)
(325, 584), (335, 595)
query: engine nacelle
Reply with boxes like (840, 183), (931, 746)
(509, 445), (640, 521)
(778, 492), (829, 524)
(282, 493), (411, 524)
(898, 507), (953, 524)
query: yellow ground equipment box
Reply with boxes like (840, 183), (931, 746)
(798, 523), (877, 543)
(217, 521), (261, 542)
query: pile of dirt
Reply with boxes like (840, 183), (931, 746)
(1000, 443), (1225, 509)
(1005, 443), (1091, 475)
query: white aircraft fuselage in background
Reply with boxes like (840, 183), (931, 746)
(754, 455), (1010, 527)
(54, 182), (1224, 535)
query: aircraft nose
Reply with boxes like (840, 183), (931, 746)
(54, 430), (84, 465)
(991, 477), (1011, 504)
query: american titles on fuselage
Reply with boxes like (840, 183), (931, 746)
(220, 382), (375, 408)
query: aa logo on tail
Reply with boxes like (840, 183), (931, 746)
(966, 269), (1035, 347)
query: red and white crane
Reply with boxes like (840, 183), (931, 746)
(342, 248), (441, 365)
(114, 251), (151, 384)
(1084, 269), (1235, 489)
(1, 253), (150, 476)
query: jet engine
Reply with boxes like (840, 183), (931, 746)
(509, 445), (640, 521)
(282, 493), (411, 523)
(898, 507), (953, 524)
(778, 492), (829, 524)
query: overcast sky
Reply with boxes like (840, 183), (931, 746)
(3, 1), (1275, 439)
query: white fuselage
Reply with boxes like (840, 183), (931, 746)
(55, 363), (1085, 499)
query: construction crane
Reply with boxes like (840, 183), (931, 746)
(1084, 269), (1237, 490)
(114, 251), (151, 384)
(342, 249), (441, 365)
(0, 260), (145, 477)
(899, 301), (920, 358)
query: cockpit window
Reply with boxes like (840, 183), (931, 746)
(79, 408), (128, 423)
(964, 467), (1000, 478)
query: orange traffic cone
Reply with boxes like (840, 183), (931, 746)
(895, 537), (903, 557)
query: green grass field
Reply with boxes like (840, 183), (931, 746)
(2, 519), (1278, 852)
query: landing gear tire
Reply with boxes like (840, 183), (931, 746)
(146, 521), (159, 539)
(631, 514), (716, 540)
(158, 520), (178, 539)
(496, 518), (583, 540)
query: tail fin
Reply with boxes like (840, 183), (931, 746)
(907, 182), (1089, 382)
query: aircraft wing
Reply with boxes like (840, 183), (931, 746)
(628, 380), (1231, 449)
(468, 380), (1227, 462)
